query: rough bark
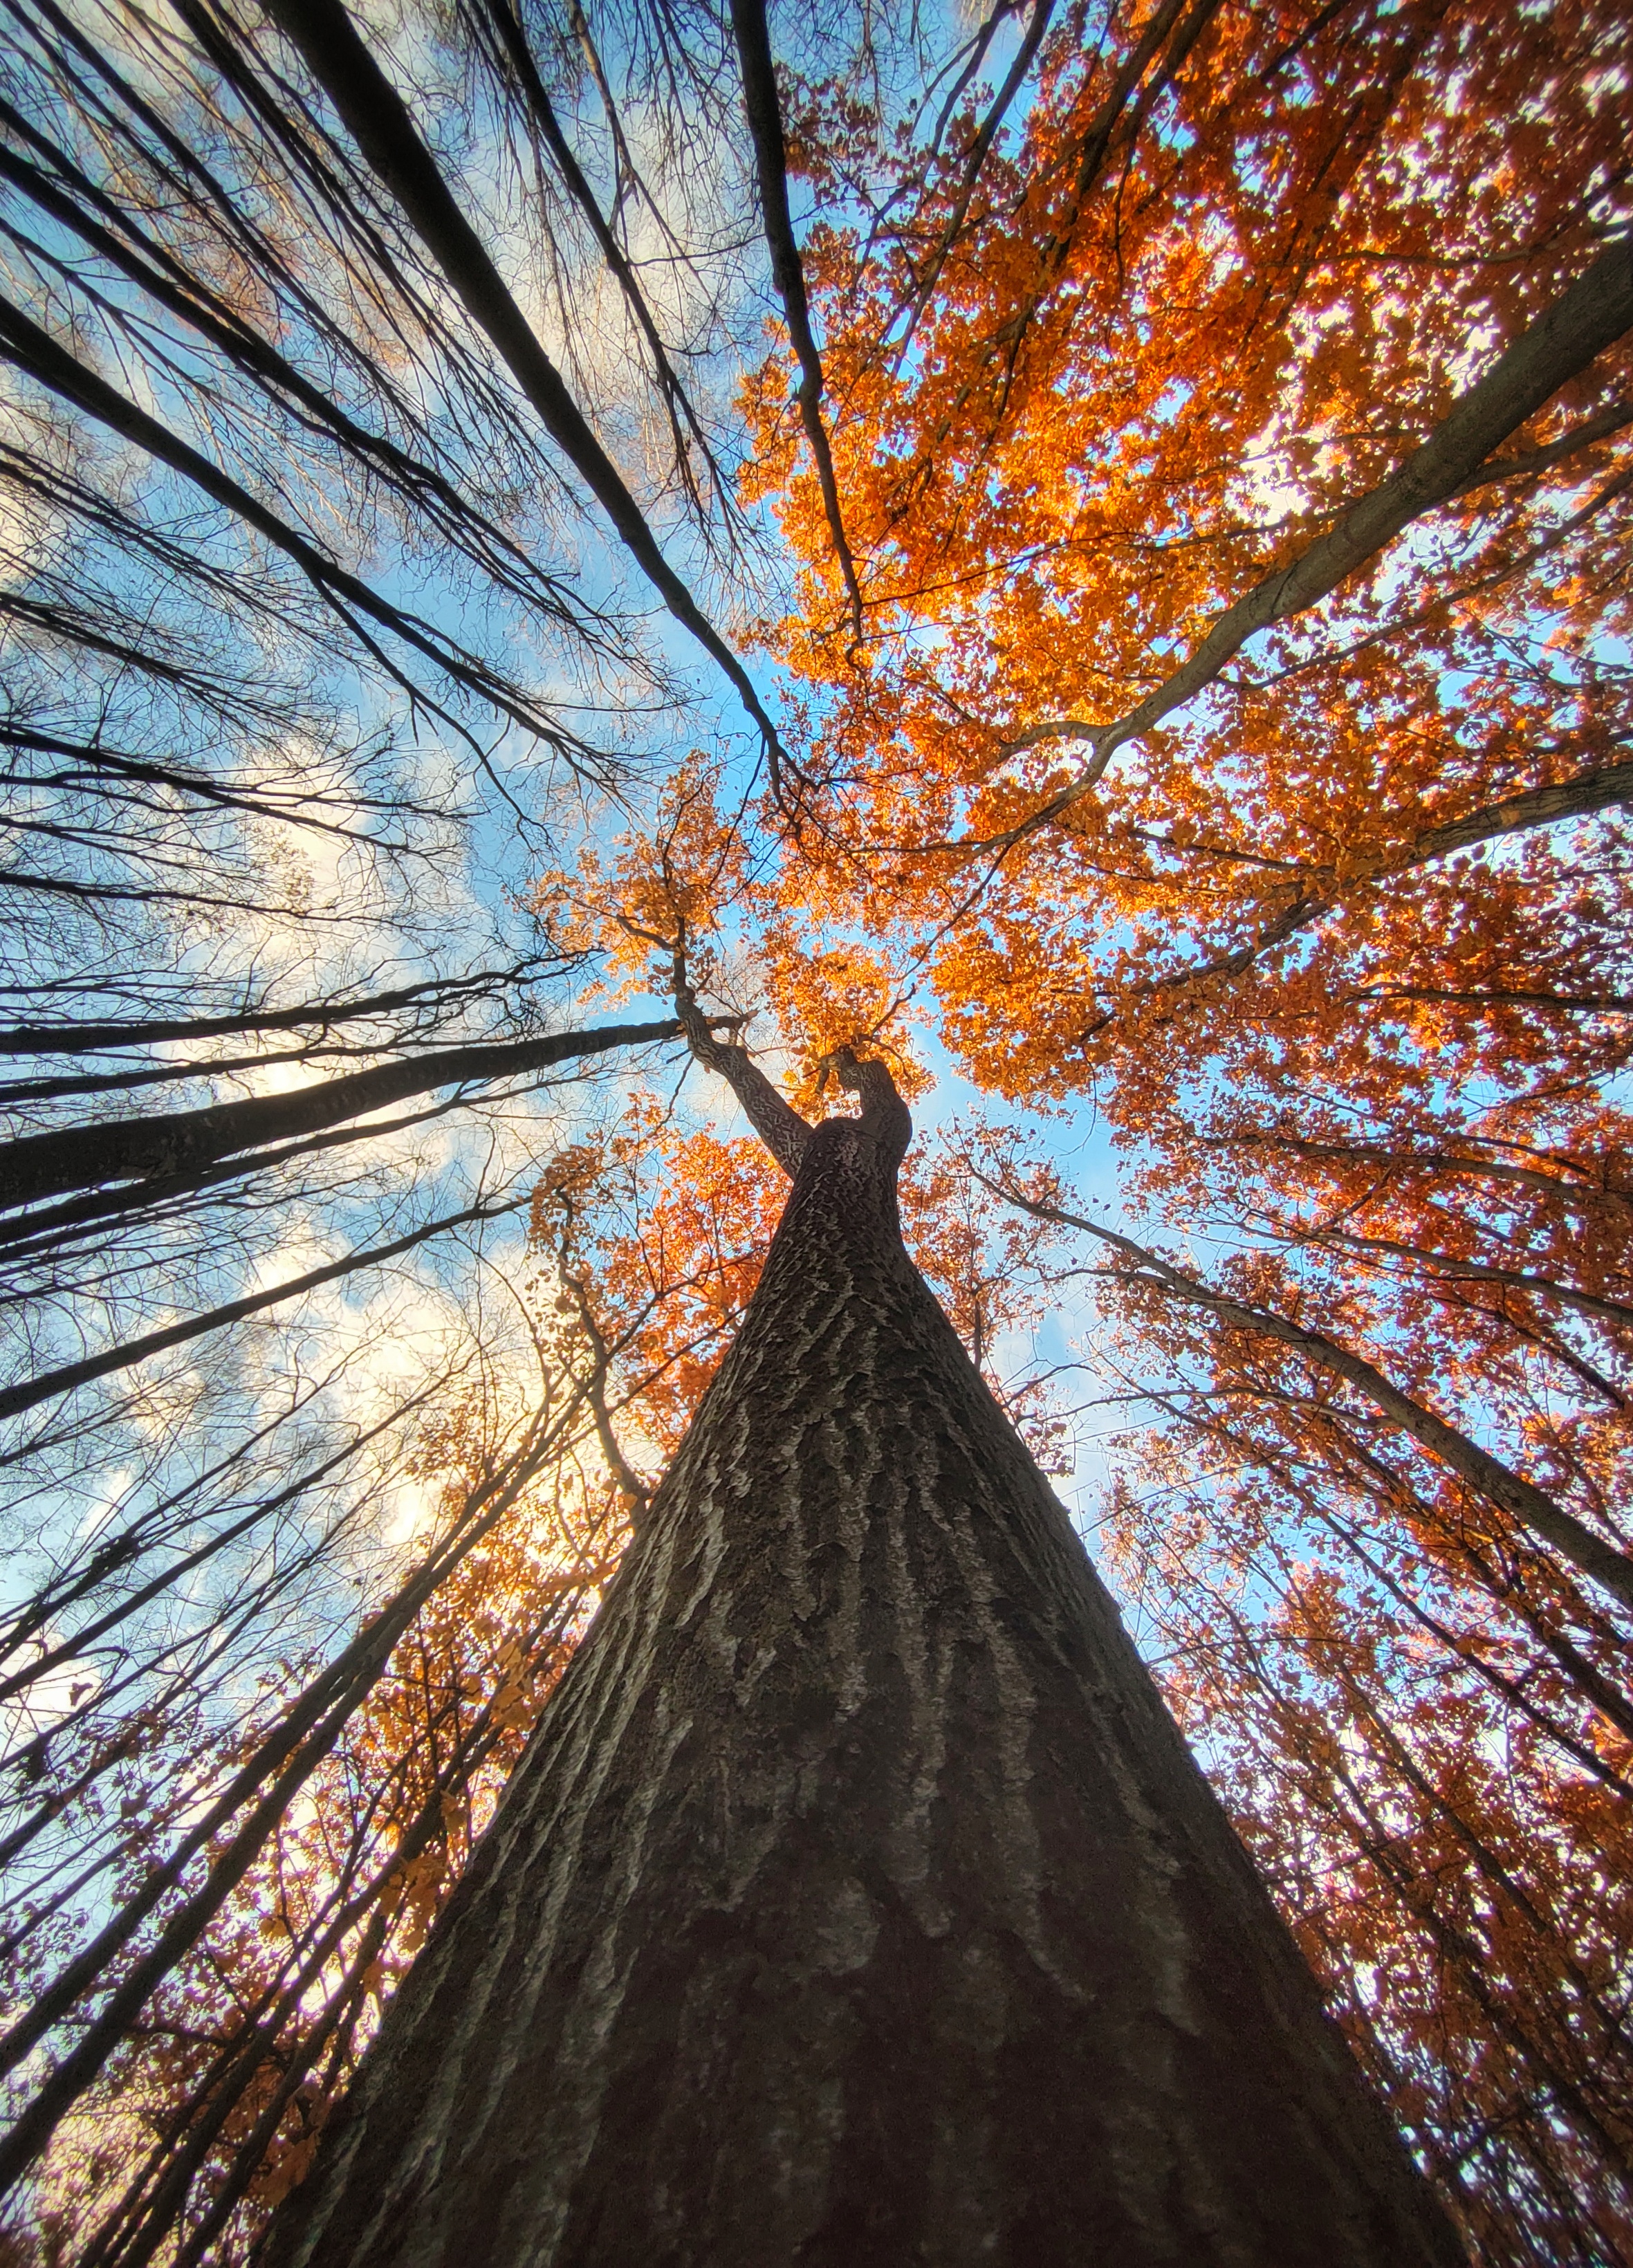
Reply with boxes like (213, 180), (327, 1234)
(261, 1105), (1461, 2267)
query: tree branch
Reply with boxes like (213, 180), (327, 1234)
(0, 1193), (524, 1430)
(0, 1019), (685, 1213)
(728, 0), (865, 647)
(470, 0), (736, 536)
(1087, 755), (1633, 1023)
(981, 1174), (1633, 1616)
(1450, 399), (1633, 495)
(672, 963), (811, 1179)
(0, 293), (585, 761)
(989, 237), (1633, 842)
(259, 0), (797, 798)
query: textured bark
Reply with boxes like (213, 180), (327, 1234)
(262, 1112), (1463, 2267)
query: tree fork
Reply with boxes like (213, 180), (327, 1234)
(261, 1076), (1461, 2266)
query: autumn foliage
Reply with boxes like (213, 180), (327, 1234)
(2, 0), (1630, 2260)
(736, 1), (1630, 2254)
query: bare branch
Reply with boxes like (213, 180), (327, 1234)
(728, 0), (865, 646)
(0, 1191), (527, 1424)
(259, 0), (798, 795)
(672, 956), (811, 1178)
(981, 1172), (1633, 1616)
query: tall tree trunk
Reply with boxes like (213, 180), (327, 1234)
(261, 1110), (1462, 2267)
(0, 1017), (683, 1214)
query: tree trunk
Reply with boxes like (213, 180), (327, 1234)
(261, 1113), (1463, 2267)
(0, 1018), (682, 1214)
